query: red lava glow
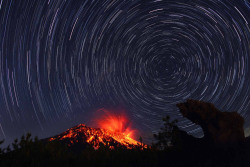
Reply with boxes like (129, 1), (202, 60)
(94, 108), (136, 139)
(49, 109), (147, 150)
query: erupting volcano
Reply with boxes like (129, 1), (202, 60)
(94, 108), (136, 139)
(49, 109), (146, 150)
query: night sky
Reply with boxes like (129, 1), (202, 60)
(0, 0), (249, 144)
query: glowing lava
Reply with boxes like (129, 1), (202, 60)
(49, 124), (145, 150)
(48, 109), (146, 150)
(95, 108), (136, 139)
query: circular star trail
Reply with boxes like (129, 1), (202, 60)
(0, 0), (249, 141)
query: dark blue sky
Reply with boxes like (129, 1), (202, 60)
(0, 0), (249, 145)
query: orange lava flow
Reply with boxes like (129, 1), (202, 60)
(49, 109), (147, 150)
(49, 124), (146, 150)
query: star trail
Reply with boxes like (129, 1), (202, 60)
(0, 0), (249, 143)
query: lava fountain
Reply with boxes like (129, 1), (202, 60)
(49, 108), (146, 150)
(94, 108), (137, 141)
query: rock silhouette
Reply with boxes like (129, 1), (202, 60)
(177, 99), (245, 145)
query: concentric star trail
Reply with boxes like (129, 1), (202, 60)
(0, 0), (249, 142)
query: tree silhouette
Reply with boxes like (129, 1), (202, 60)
(153, 115), (180, 150)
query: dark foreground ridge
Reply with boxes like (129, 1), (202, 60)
(176, 99), (245, 146)
(0, 99), (250, 167)
(178, 99), (245, 144)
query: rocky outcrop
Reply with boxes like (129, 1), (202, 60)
(177, 99), (245, 145)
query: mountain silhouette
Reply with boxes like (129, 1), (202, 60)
(45, 124), (145, 152)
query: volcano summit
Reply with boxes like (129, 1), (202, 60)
(48, 124), (145, 150)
